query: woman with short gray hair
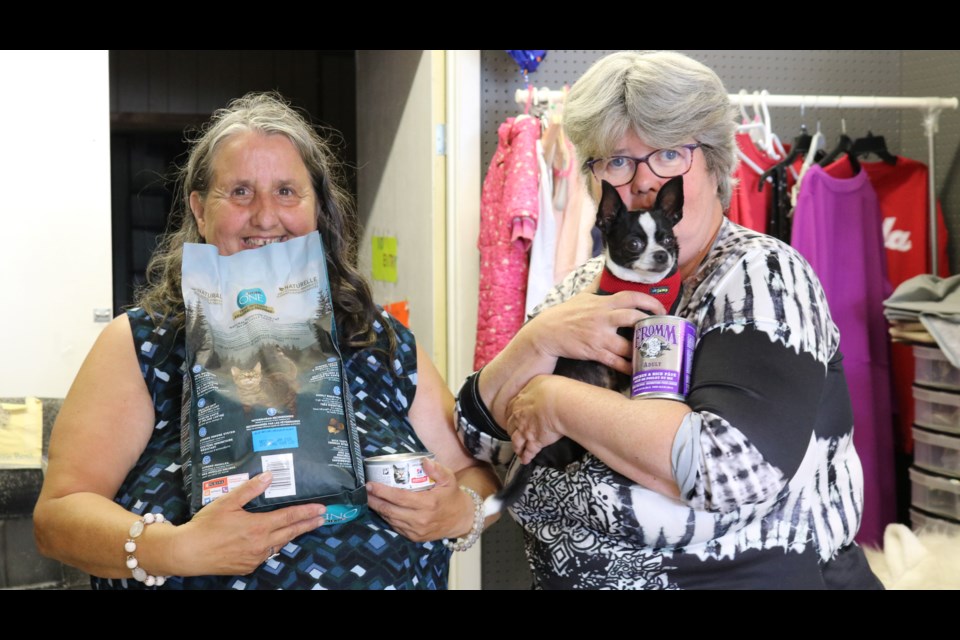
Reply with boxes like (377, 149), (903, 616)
(456, 51), (880, 589)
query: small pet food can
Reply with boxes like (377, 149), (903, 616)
(631, 315), (697, 401)
(364, 452), (436, 491)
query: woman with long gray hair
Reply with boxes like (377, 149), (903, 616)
(35, 92), (498, 589)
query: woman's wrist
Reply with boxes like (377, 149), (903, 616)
(121, 513), (180, 583)
(480, 322), (559, 427)
(444, 485), (484, 552)
(137, 513), (195, 578)
(455, 485), (478, 538)
(515, 312), (560, 362)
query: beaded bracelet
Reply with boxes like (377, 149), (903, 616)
(444, 485), (484, 552)
(124, 513), (171, 587)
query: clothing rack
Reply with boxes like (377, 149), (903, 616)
(730, 92), (959, 275)
(515, 87), (959, 275)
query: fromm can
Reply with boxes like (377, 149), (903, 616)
(631, 315), (697, 401)
(364, 452), (436, 491)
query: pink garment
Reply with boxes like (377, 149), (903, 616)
(549, 134), (596, 284)
(474, 116), (540, 369)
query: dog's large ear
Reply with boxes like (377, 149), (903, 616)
(596, 180), (624, 234)
(655, 176), (684, 227)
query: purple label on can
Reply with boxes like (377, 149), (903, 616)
(631, 316), (697, 399)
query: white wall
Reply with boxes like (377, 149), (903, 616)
(0, 51), (112, 398)
(356, 51), (446, 367)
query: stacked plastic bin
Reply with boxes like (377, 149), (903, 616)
(910, 346), (960, 535)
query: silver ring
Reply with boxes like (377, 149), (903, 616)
(266, 546), (279, 561)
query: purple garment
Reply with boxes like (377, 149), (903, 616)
(791, 165), (895, 545)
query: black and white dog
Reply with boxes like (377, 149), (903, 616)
(484, 177), (685, 517)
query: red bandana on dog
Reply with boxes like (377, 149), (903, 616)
(598, 268), (683, 314)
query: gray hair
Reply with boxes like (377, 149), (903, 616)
(563, 51), (738, 209)
(138, 92), (389, 351)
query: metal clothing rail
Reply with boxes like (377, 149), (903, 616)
(728, 92), (958, 111)
(516, 87), (959, 275)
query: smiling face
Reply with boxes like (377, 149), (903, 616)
(189, 130), (318, 256)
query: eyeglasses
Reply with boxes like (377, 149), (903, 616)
(585, 143), (703, 186)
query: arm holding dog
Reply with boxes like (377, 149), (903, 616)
(508, 374), (686, 499)
(478, 279), (665, 429)
(505, 237), (837, 511)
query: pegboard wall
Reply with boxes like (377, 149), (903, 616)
(478, 49), (960, 589)
(483, 50), (910, 171)
(902, 50), (960, 272)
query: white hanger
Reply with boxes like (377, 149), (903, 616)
(759, 90), (777, 157)
(737, 148), (765, 176)
(738, 89), (751, 123)
(738, 90), (766, 150)
(792, 119), (826, 206)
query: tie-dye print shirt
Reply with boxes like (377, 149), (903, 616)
(457, 219), (881, 589)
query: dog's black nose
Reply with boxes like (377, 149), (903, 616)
(652, 250), (669, 264)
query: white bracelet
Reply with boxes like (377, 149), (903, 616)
(444, 485), (484, 552)
(124, 512), (171, 587)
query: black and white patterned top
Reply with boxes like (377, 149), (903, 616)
(456, 219), (881, 589)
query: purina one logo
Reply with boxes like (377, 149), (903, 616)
(233, 288), (273, 319)
(237, 288), (267, 308)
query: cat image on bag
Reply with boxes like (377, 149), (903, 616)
(231, 347), (300, 417)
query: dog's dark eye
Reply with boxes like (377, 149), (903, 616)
(628, 239), (642, 253)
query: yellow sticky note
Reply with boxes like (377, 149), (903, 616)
(372, 236), (398, 283)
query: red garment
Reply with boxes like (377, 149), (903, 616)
(728, 133), (803, 235)
(729, 133), (777, 233)
(474, 116), (541, 370)
(825, 156), (951, 452)
(825, 156), (949, 284)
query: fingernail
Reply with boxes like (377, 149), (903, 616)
(260, 471), (273, 484)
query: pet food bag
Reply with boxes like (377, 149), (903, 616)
(181, 231), (366, 523)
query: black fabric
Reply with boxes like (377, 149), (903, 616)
(821, 543), (885, 590)
(767, 164), (793, 243)
(458, 369), (510, 440)
(687, 326), (850, 480)
(665, 543), (881, 590)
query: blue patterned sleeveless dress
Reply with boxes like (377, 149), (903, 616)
(92, 307), (449, 590)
